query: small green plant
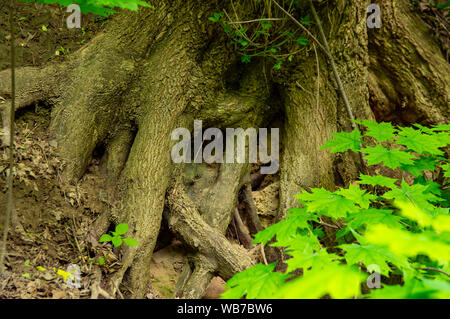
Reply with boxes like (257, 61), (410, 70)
(208, 1), (311, 69)
(223, 120), (449, 299)
(99, 223), (139, 248)
(55, 46), (70, 59)
(80, 27), (87, 45)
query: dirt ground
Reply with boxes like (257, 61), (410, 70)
(0, 1), (105, 70)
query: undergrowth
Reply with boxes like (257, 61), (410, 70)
(223, 120), (450, 299)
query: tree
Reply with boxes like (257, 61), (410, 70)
(0, 0), (448, 298)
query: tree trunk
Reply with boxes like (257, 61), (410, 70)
(0, 0), (448, 298)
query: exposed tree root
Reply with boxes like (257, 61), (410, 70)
(242, 177), (263, 234)
(233, 208), (253, 249)
(166, 182), (255, 279)
(171, 158), (254, 298)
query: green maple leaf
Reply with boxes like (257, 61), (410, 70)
(370, 278), (450, 299)
(361, 145), (415, 169)
(396, 127), (447, 155)
(395, 201), (450, 233)
(414, 176), (442, 197)
(347, 208), (402, 230)
(431, 124), (450, 132)
(252, 220), (294, 245)
(273, 264), (364, 299)
(221, 263), (291, 299)
(285, 249), (340, 273)
(434, 132), (450, 145)
(383, 180), (444, 212)
(412, 123), (435, 134)
(357, 174), (398, 189)
(253, 208), (316, 245)
(365, 225), (450, 264)
(401, 156), (440, 177)
(297, 188), (359, 219)
(272, 233), (321, 251)
(443, 163), (450, 178)
(354, 120), (396, 142)
(337, 184), (377, 209)
(339, 244), (394, 276)
(321, 130), (362, 153)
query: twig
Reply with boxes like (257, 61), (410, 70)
(260, 244), (268, 266)
(91, 267), (114, 299)
(308, 0), (368, 172)
(419, 267), (450, 277)
(0, 0), (16, 276)
(112, 280), (125, 299)
(71, 215), (86, 266)
(295, 81), (314, 96)
(272, 0), (326, 53)
(317, 220), (339, 229)
(307, 0), (356, 129)
(274, 0), (357, 130)
(313, 42), (321, 185)
(228, 18), (286, 24)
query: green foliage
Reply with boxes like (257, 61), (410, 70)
(357, 174), (397, 189)
(208, 1), (311, 69)
(361, 145), (415, 170)
(99, 223), (139, 248)
(222, 263), (291, 299)
(320, 130), (362, 153)
(223, 121), (449, 299)
(19, 0), (153, 16)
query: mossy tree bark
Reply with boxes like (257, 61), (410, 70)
(0, 0), (448, 298)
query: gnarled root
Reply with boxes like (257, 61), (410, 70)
(166, 182), (255, 297)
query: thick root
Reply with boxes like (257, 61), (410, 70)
(172, 161), (250, 298)
(166, 182), (255, 280)
(180, 254), (216, 299)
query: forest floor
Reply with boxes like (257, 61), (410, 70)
(0, 2), (278, 299)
